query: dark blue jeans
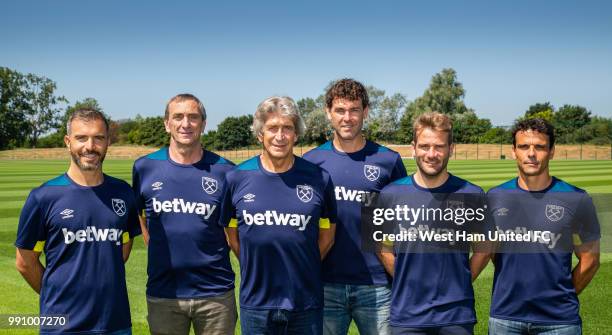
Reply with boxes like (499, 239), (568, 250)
(488, 317), (582, 335)
(323, 283), (391, 335)
(240, 308), (323, 335)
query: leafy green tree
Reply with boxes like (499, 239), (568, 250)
(39, 98), (106, 147)
(452, 111), (492, 143)
(0, 67), (29, 149)
(22, 73), (67, 147)
(398, 68), (472, 143)
(554, 104), (591, 143)
(302, 108), (331, 145)
(480, 126), (512, 144)
(366, 93), (407, 142)
(138, 116), (168, 147)
(201, 130), (220, 150)
(525, 102), (554, 118)
(216, 115), (255, 149)
(297, 97), (319, 119)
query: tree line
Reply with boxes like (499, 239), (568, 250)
(1, 66), (610, 151)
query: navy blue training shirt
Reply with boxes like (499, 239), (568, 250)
(15, 174), (141, 334)
(488, 177), (601, 325)
(221, 155), (337, 311)
(382, 174), (485, 328)
(303, 140), (407, 285)
(132, 147), (235, 299)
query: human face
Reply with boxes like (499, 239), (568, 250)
(258, 113), (297, 160)
(164, 100), (205, 147)
(64, 118), (109, 171)
(413, 128), (453, 177)
(326, 98), (368, 141)
(512, 130), (554, 177)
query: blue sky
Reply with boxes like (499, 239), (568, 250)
(1, 0), (611, 129)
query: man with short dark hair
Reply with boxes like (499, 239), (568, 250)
(303, 78), (407, 335)
(487, 118), (600, 335)
(16, 109), (141, 335)
(132, 94), (237, 335)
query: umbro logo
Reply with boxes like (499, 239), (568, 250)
(60, 209), (74, 219)
(243, 193), (256, 203)
(152, 181), (163, 191)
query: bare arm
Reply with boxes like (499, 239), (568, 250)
(138, 214), (149, 246)
(376, 244), (395, 277)
(470, 252), (491, 282)
(224, 227), (240, 259)
(470, 241), (493, 282)
(319, 224), (336, 260)
(122, 239), (134, 263)
(573, 240), (600, 294)
(15, 248), (44, 294)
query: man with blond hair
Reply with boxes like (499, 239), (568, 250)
(378, 112), (490, 335)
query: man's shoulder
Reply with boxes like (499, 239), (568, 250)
(366, 140), (400, 157)
(487, 178), (518, 194)
(449, 174), (484, 194)
(134, 147), (168, 168)
(104, 174), (132, 189)
(203, 150), (235, 168)
(549, 177), (586, 194)
(28, 174), (72, 203)
(226, 156), (259, 181)
(302, 141), (333, 162)
(382, 175), (414, 192)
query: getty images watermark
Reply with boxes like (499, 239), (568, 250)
(360, 193), (609, 253)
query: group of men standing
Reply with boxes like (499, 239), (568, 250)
(15, 79), (600, 335)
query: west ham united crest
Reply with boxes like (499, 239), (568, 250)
(112, 198), (126, 217)
(202, 177), (218, 194)
(545, 204), (564, 222)
(296, 185), (313, 203)
(364, 164), (381, 181)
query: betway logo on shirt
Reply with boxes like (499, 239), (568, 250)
(242, 210), (311, 231)
(335, 186), (373, 203)
(63, 226), (123, 246)
(152, 198), (216, 219)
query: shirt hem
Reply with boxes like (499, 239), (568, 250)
(490, 314), (582, 325)
(239, 304), (322, 312)
(390, 319), (476, 328)
(146, 287), (234, 300)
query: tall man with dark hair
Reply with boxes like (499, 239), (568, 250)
(132, 94), (237, 335)
(303, 78), (407, 335)
(16, 109), (141, 334)
(487, 118), (600, 335)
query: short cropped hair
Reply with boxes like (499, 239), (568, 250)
(512, 118), (555, 149)
(252, 96), (305, 137)
(325, 78), (369, 110)
(412, 112), (453, 145)
(67, 108), (109, 135)
(164, 93), (206, 121)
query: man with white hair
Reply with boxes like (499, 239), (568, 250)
(222, 96), (337, 335)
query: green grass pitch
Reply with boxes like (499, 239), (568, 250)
(0, 159), (610, 334)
